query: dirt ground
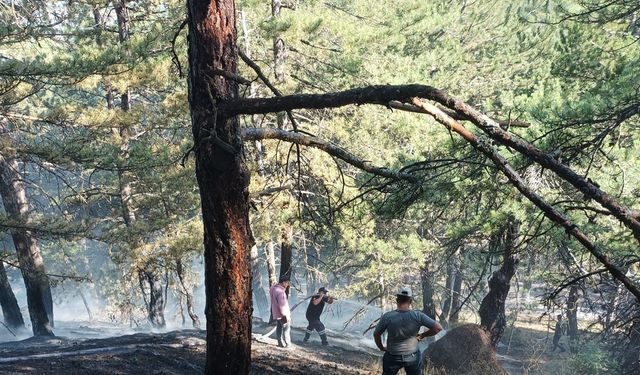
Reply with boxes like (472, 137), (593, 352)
(0, 326), (380, 375)
(0, 318), (578, 375)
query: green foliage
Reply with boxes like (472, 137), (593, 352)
(569, 341), (620, 375)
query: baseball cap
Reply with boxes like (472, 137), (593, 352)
(318, 287), (329, 293)
(396, 287), (414, 299)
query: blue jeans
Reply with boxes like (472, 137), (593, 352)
(382, 351), (421, 375)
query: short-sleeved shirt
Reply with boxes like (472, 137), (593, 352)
(306, 294), (329, 321)
(374, 309), (437, 355)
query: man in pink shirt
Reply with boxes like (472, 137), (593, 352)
(269, 276), (292, 348)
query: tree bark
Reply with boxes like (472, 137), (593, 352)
(421, 262), (436, 320)
(187, 0), (254, 373)
(250, 245), (269, 320)
(566, 284), (579, 351)
(279, 222), (293, 297)
(221, 84), (640, 245)
(449, 264), (464, 324)
(409, 99), (640, 302)
(0, 261), (24, 329)
(479, 218), (520, 346)
(241, 127), (415, 181)
(265, 241), (277, 287)
(138, 267), (166, 328)
(112, 0), (166, 328)
(176, 258), (201, 329)
(0, 154), (54, 336)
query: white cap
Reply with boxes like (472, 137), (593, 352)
(396, 287), (414, 299)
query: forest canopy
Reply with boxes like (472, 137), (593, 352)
(1, 0), (639, 374)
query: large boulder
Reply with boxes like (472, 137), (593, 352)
(424, 324), (508, 374)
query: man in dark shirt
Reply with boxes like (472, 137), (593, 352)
(302, 286), (334, 345)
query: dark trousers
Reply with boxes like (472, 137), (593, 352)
(552, 335), (566, 352)
(382, 351), (421, 375)
(304, 318), (328, 344)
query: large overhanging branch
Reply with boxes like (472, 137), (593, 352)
(423, 90), (640, 244)
(221, 84), (640, 244)
(241, 127), (416, 182)
(409, 98), (640, 303)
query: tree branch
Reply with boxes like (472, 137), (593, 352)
(241, 127), (416, 182)
(221, 83), (640, 244)
(409, 98), (640, 303)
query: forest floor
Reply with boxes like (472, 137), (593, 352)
(0, 323), (379, 375)
(0, 319), (575, 374)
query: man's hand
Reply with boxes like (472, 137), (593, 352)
(281, 315), (289, 323)
(327, 296), (334, 304)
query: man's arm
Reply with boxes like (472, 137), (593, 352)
(311, 295), (323, 305)
(417, 322), (443, 340)
(374, 331), (386, 352)
(416, 312), (443, 341)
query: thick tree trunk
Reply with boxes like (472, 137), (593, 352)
(187, 0), (254, 373)
(138, 266), (166, 328)
(421, 263), (436, 320)
(0, 262), (24, 329)
(440, 248), (460, 326)
(566, 285), (579, 351)
(279, 222), (293, 297)
(449, 266), (464, 323)
(0, 154), (54, 336)
(251, 245), (270, 320)
(479, 219), (520, 346)
(265, 241), (277, 287)
(306, 244), (319, 296)
(176, 259), (201, 329)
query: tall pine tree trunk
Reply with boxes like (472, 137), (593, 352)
(0, 153), (54, 336)
(176, 258), (200, 329)
(187, 0), (254, 373)
(265, 241), (277, 287)
(479, 218), (520, 346)
(251, 245), (269, 319)
(279, 222), (293, 297)
(566, 285), (579, 351)
(112, 1), (166, 328)
(0, 261), (24, 329)
(421, 264), (436, 320)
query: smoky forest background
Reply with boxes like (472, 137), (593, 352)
(1, 0), (639, 374)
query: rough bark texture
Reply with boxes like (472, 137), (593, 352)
(0, 262), (24, 329)
(250, 245), (270, 320)
(187, 0), (254, 373)
(279, 222), (293, 297)
(421, 263), (436, 319)
(566, 285), (579, 351)
(479, 219), (520, 346)
(0, 154), (54, 336)
(138, 267), (166, 328)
